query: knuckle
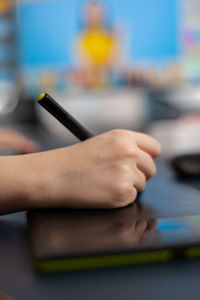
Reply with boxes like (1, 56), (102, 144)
(127, 146), (139, 158)
(109, 132), (138, 158)
(111, 136), (126, 151)
(110, 129), (128, 138)
(123, 144), (139, 158)
(112, 182), (133, 207)
(113, 162), (131, 175)
(116, 182), (130, 197)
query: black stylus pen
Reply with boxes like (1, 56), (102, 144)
(38, 93), (93, 141)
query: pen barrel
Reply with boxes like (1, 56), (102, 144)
(38, 94), (93, 141)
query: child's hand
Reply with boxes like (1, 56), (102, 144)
(25, 129), (161, 210)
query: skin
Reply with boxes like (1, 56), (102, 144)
(0, 128), (38, 154)
(0, 129), (161, 215)
(85, 1), (104, 29)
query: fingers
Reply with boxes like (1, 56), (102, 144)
(12, 138), (39, 154)
(134, 132), (161, 158)
(133, 168), (146, 191)
(106, 130), (161, 159)
(136, 149), (157, 179)
(0, 130), (39, 154)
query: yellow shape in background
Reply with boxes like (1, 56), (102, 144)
(81, 29), (113, 64)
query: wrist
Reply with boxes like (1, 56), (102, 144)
(0, 155), (32, 214)
(20, 149), (73, 210)
(18, 152), (49, 210)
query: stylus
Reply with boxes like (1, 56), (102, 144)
(38, 93), (93, 141)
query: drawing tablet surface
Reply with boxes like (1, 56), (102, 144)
(27, 178), (200, 272)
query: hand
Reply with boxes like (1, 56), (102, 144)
(0, 128), (39, 154)
(24, 129), (161, 210)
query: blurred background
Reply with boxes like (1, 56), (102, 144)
(1, 0), (200, 155)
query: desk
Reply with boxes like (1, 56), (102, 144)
(1, 159), (200, 300)
(0, 119), (200, 300)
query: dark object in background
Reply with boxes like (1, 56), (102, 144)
(148, 88), (181, 121)
(171, 153), (200, 178)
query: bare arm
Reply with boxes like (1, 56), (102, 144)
(0, 130), (161, 215)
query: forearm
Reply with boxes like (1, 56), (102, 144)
(0, 156), (33, 215)
(0, 149), (73, 215)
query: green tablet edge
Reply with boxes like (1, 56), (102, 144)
(34, 250), (172, 273)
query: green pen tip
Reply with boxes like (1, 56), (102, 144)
(38, 93), (46, 101)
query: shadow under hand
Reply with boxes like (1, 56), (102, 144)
(28, 202), (158, 256)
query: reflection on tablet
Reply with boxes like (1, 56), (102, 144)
(28, 204), (200, 272)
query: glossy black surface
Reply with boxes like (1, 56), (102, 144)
(28, 175), (200, 262)
(1, 121), (200, 300)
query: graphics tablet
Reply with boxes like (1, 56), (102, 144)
(27, 177), (200, 272)
(27, 207), (200, 272)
